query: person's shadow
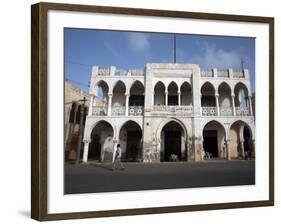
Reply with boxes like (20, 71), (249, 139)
(92, 163), (112, 171)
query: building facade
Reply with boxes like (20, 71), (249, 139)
(82, 63), (255, 163)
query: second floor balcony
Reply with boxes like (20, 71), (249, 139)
(90, 105), (144, 116)
(201, 106), (250, 116)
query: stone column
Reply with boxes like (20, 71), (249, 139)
(226, 140), (231, 160)
(82, 140), (90, 163)
(251, 140), (255, 159)
(178, 91), (181, 106)
(152, 91), (154, 106)
(240, 140), (245, 158)
(248, 96), (253, 116)
(231, 95), (236, 116)
(215, 94), (220, 116)
(107, 93), (112, 116)
(165, 90), (168, 106)
(125, 93), (130, 116)
(88, 95), (94, 116)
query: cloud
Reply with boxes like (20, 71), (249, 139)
(189, 43), (242, 69)
(127, 33), (150, 52)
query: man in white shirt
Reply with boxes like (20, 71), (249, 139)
(112, 143), (125, 170)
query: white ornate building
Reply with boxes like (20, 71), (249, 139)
(82, 63), (255, 163)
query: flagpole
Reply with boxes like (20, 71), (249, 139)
(174, 34), (176, 63)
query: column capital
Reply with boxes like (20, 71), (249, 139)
(83, 139), (91, 144)
(108, 93), (113, 97)
(165, 91), (168, 94)
(125, 93), (130, 97)
(178, 91), (181, 95)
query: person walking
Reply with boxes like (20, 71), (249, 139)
(112, 143), (125, 171)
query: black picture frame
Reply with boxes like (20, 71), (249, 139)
(31, 2), (274, 221)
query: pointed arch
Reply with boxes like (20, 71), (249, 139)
(119, 120), (143, 162)
(154, 81), (166, 105)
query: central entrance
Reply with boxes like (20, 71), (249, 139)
(164, 130), (181, 161)
(160, 120), (186, 162)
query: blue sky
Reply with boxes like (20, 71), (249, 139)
(64, 28), (255, 93)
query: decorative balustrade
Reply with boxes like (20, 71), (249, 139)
(201, 107), (217, 116)
(92, 106), (107, 116)
(233, 69), (245, 78)
(97, 67), (110, 76)
(115, 69), (128, 76)
(130, 69), (144, 76)
(201, 69), (213, 77)
(90, 106), (251, 117)
(111, 106), (126, 116)
(217, 69), (229, 78)
(220, 107), (233, 116)
(153, 105), (193, 114)
(128, 106), (144, 116)
(235, 107), (250, 116)
(97, 67), (144, 76)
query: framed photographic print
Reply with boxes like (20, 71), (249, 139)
(31, 2), (274, 221)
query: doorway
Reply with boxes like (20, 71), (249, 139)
(203, 130), (218, 157)
(126, 130), (142, 161)
(164, 130), (181, 161)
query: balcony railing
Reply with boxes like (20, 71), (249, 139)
(235, 107), (250, 116)
(128, 106), (144, 116)
(90, 106), (251, 117)
(220, 107), (233, 116)
(201, 107), (217, 116)
(111, 106), (126, 116)
(92, 106), (108, 116)
(201, 106), (251, 116)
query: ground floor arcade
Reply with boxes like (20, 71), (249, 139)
(81, 117), (255, 163)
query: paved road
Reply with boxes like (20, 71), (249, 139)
(64, 160), (255, 194)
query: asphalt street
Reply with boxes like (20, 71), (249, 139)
(64, 160), (255, 194)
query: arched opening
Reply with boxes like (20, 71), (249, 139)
(203, 121), (226, 158)
(234, 82), (249, 107)
(129, 81), (145, 116)
(218, 82), (232, 116)
(88, 121), (114, 162)
(201, 82), (216, 106)
(229, 120), (253, 159)
(180, 82), (192, 105)
(243, 125), (253, 158)
(94, 80), (109, 106)
(112, 81), (126, 115)
(168, 82), (178, 105)
(154, 81), (165, 105)
(160, 120), (186, 162)
(119, 121), (142, 162)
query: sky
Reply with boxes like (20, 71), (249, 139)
(64, 28), (255, 93)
